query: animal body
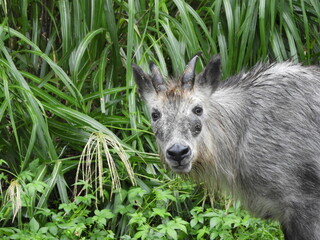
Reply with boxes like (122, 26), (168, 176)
(132, 55), (320, 240)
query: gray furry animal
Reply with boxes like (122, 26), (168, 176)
(132, 55), (320, 240)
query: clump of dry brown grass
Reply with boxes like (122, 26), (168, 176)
(6, 180), (22, 222)
(74, 132), (136, 200)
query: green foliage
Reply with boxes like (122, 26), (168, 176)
(0, 0), (319, 239)
(0, 182), (283, 239)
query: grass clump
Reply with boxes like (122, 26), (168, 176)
(74, 132), (136, 200)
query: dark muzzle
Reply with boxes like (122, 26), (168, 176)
(166, 144), (191, 164)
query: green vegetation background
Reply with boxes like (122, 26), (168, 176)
(0, 0), (319, 239)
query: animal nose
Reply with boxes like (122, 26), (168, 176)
(166, 144), (191, 164)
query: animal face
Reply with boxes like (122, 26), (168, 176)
(132, 55), (221, 173)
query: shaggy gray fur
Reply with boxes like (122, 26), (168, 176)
(132, 55), (320, 240)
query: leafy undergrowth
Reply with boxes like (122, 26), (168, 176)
(0, 173), (283, 240)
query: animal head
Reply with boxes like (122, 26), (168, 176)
(132, 55), (221, 173)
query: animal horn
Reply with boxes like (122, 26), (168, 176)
(149, 62), (167, 92)
(182, 54), (200, 89)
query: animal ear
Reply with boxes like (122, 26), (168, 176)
(132, 64), (155, 99)
(132, 62), (167, 99)
(197, 54), (221, 90)
(182, 54), (199, 90)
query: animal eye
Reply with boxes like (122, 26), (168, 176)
(151, 110), (161, 121)
(192, 106), (203, 116)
